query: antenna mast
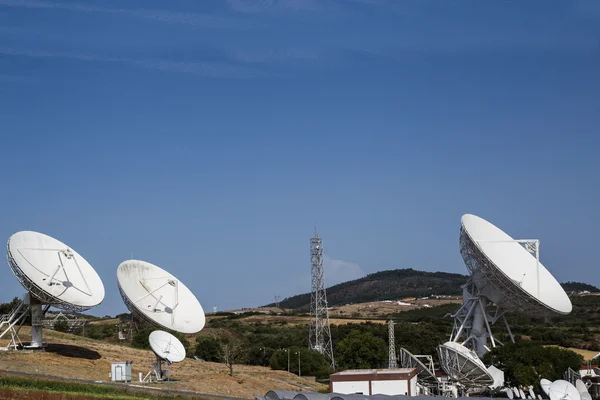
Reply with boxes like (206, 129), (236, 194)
(388, 319), (397, 368)
(308, 228), (335, 369)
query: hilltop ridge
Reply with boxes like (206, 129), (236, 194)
(271, 268), (599, 310)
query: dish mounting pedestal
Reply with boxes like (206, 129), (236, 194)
(450, 279), (515, 358)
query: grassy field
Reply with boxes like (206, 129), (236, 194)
(0, 374), (206, 399)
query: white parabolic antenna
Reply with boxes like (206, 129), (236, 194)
(448, 214), (571, 358)
(460, 214), (571, 315)
(149, 330), (186, 364)
(548, 380), (581, 400)
(436, 341), (494, 388)
(541, 379), (552, 396)
(2, 231), (105, 349)
(117, 260), (205, 334)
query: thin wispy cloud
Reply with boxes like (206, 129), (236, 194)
(0, 47), (269, 78)
(0, 0), (255, 29)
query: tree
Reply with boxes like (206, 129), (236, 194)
(247, 346), (275, 366)
(483, 342), (583, 390)
(53, 319), (69, 333)
(0, 297), (21, 315)
(195, 336), (221, 362)
(219, 340), (244, 376)
(269, 347), (331, 378)
(336, 329), (387, 370)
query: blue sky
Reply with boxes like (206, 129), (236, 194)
(0, 0), (598, 317)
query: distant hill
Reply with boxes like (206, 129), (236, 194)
(273, 268), (469, 309)
(272, 268), (599, 310)
(561, 281), (600, 293)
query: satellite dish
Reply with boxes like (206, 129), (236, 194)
(520, 388), (527, 399)
(399, 348), (438, 386)
(541, 379), (552, 395)
(2, 231), (105, 349)
(502, 388), (515, 399)
(461, 214), (571, 315)
(437, 341), (494, 388)
(575, 380), (591, 400)
(144, 330), (186, 382)
(548, 380), (581, 400)
(117, 260), (205, 334)
(450, 214), (571, 358)
(514, 387), (522, 398)
(149, 330), (186, 365)
(529, 387), (536, 399)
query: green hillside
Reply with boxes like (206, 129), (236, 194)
(272, 268), (600, 309)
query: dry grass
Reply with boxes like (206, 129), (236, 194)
(223, 298), (462, 320)
(238, 314), (386, 326)
(0, 328), (326, 399)
(546, 345), (599, 361)
(326, 298), (462, 318)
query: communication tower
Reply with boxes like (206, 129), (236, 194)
(274, 294), (281, 308)
(308, 228), (335, 369)
(388, 319), (397, 368)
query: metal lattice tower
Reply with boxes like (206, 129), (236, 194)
(308, 228), (335, 370)
(388, 319), (397, 368)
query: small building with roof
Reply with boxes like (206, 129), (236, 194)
(329, 368), (418, 396)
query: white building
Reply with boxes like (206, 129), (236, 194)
(329, 368), (418, 396)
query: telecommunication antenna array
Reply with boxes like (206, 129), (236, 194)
(308, 228), (335, 370)
(388, 319), (397, 368)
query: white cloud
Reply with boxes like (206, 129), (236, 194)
(323, 255), (365, 286)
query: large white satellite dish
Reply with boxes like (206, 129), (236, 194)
(449, 214), (571, 357)
(1, 231), (105, 349)
(436, 341), (494, 388)
(117, 260), (205, 334)
(548, 380), (581, 400)
(143, 330), (186, 382)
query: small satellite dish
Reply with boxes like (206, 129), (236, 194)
(502, 388), (515, 399)
(142, 330), (186, 382)
(529, 387), (536, 399)
(514, 387), (522, 398)
(2, 231), (105, 349)
(575, 380), (591, 400)
(149, 330), (186, 365)
(117, 260), (205, 334)
(437, 341), (494, 388)
(520, 388), (527, 399)
(541, 379), (552, 396)
(548, 380), (581, 400)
